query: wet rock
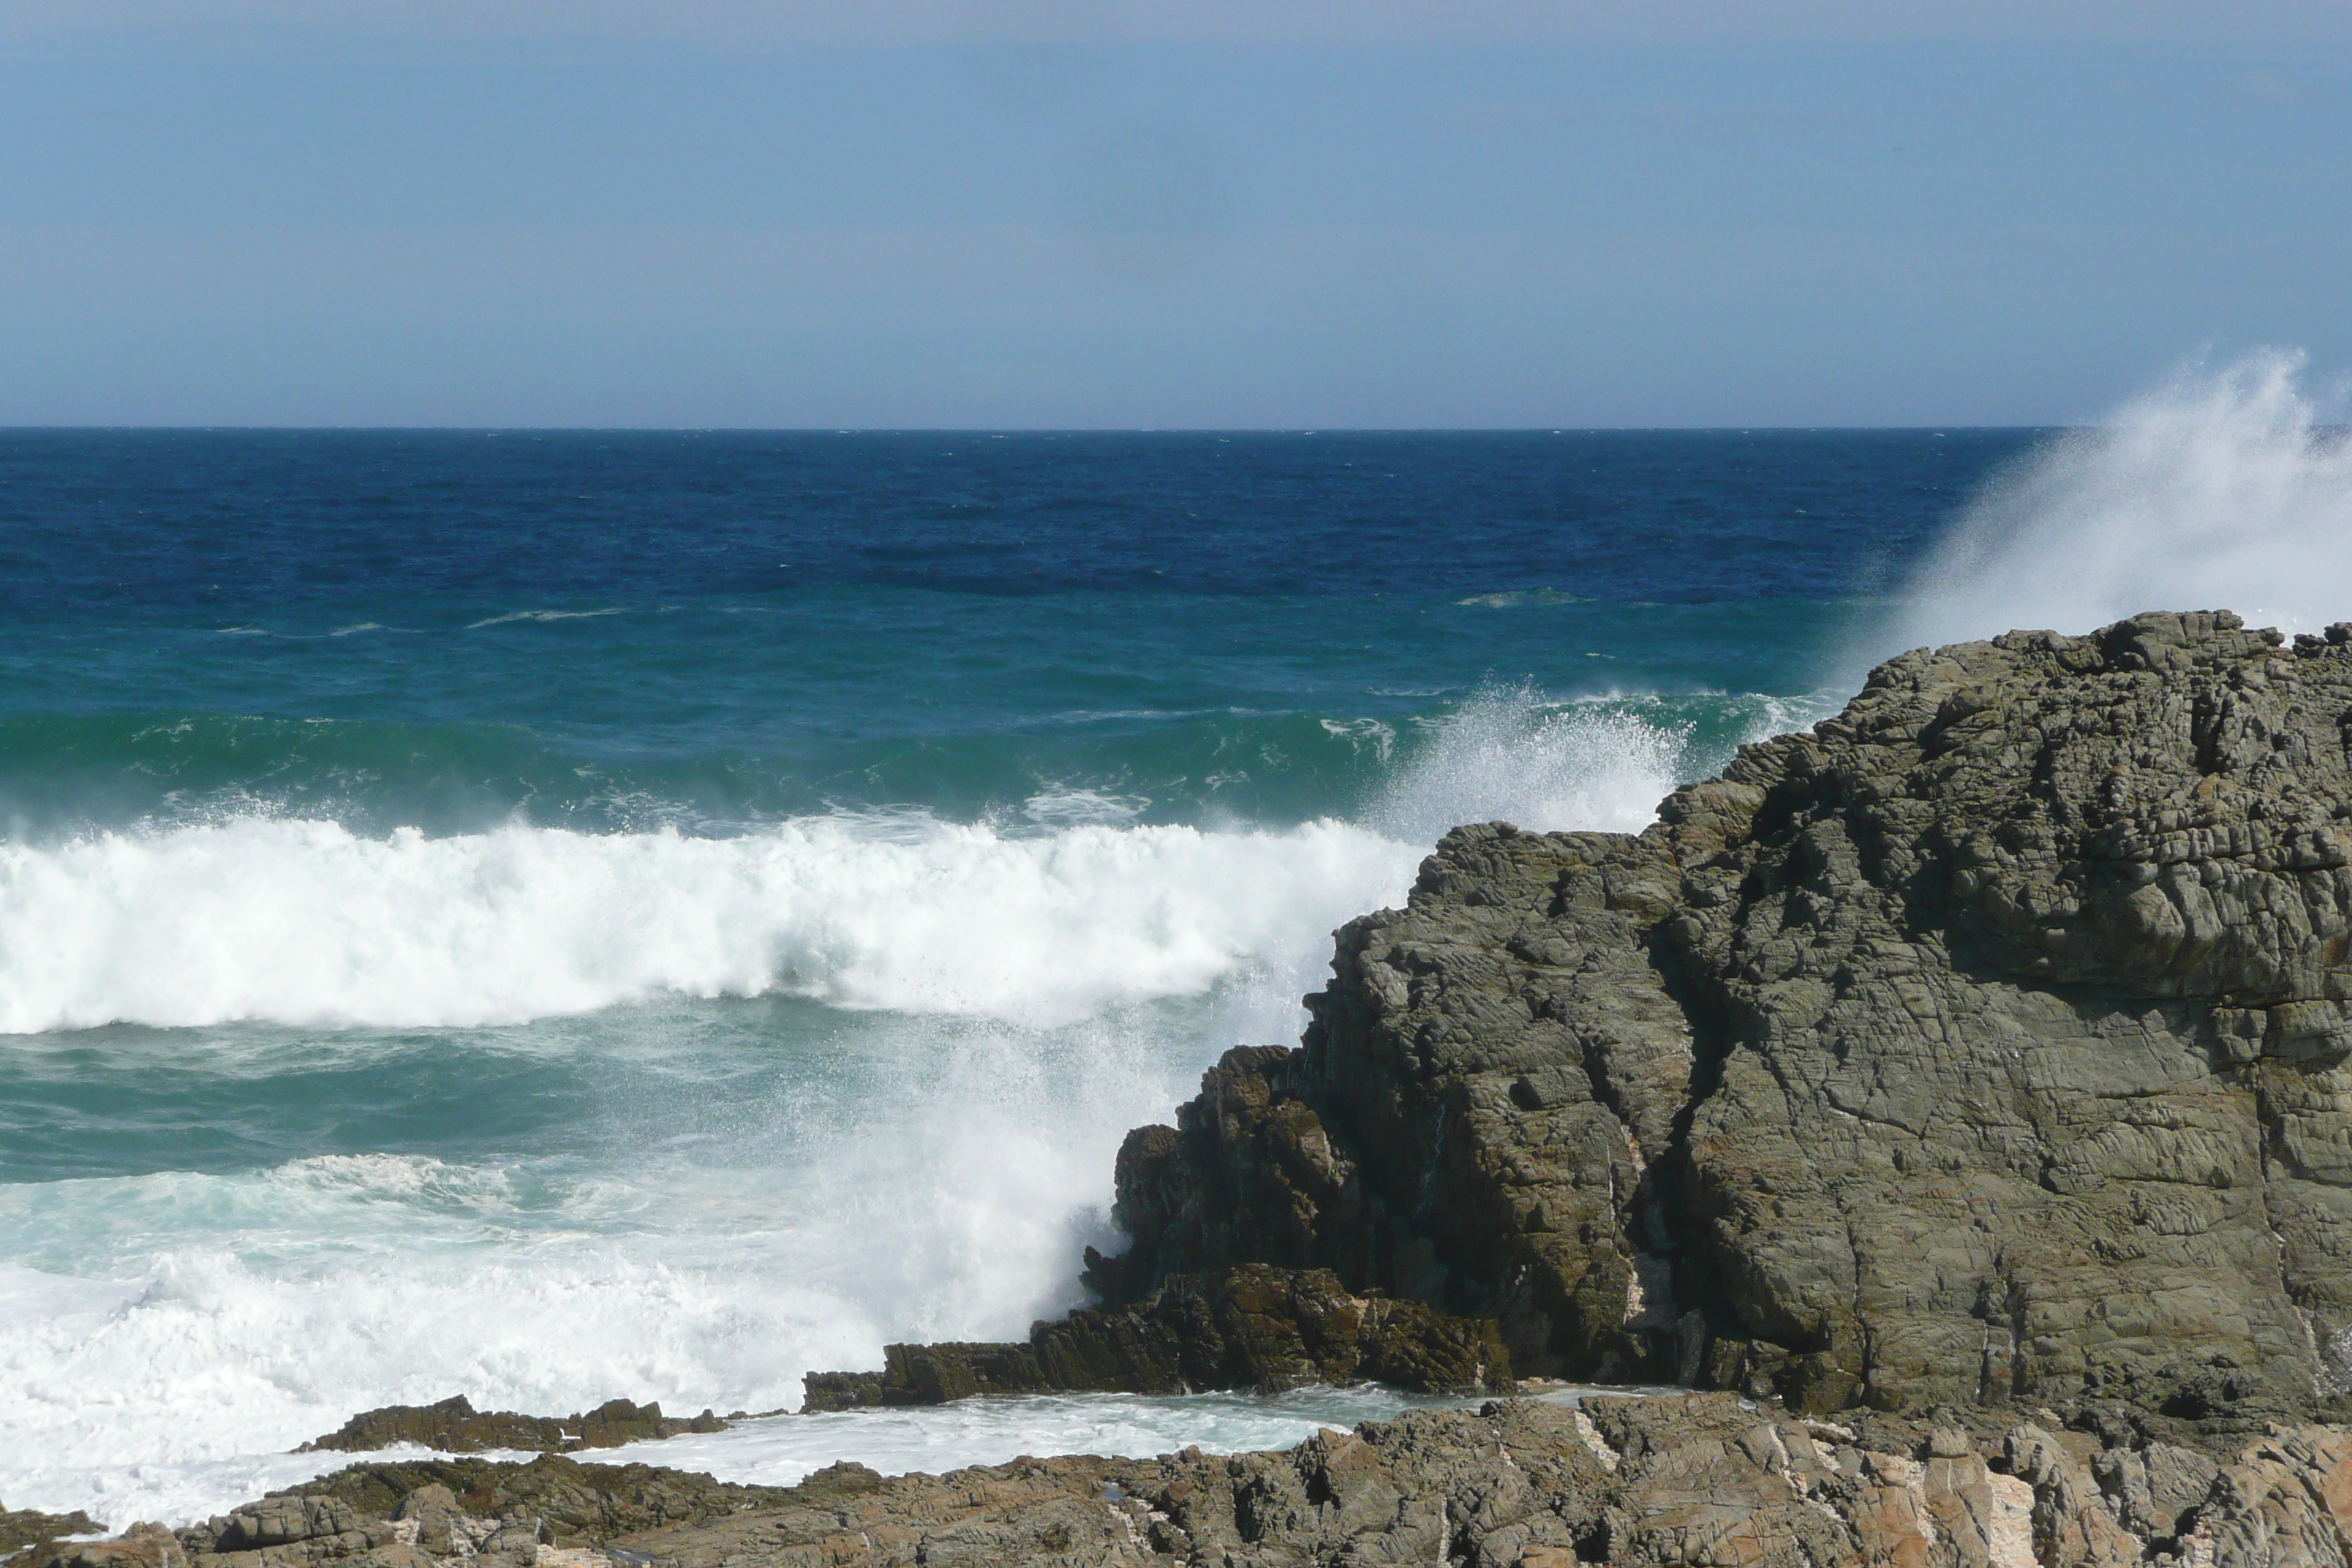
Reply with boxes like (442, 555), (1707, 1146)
(301, 1398), (723, 1458)
(801, 1263), (1510, 1410)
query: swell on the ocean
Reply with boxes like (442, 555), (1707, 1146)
(1874, 347), (2352, 661)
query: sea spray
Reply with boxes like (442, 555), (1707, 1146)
(1874, 347), (2352, 662)
(0, 429), (1918, 1526)
(1376, 686), (1837, 844)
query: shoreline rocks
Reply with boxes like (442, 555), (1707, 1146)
(31, 1390), (2352, 1566)
(1085, 611), (2352, 1421)
(801, 1264), (1512, 1411)
(2, 1507), (103, 1565)
(301, 1400), (728, 1457)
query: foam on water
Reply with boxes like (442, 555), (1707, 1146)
(7, 1381), (1603, 1529)
(1374, 687), (1831, 844)
(0, 685), (1763, 1525)
(1878, 347), (2352, 659)
(571, 1387), (1531, 1490)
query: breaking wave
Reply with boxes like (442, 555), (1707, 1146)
(0, 816), (1419, 1034)
(0, 687), (1794, 1037)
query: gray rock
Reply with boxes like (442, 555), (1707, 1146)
(1096, 610), (2352, 1419)
(389, 1487), (457, 1556)
(303, 1398), (723, 1456)
(47, 1395), (2352, 1567)
(802, 1264), (1511, 1410)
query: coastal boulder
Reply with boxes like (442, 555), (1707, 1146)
(1094, 611), (2352, 1418)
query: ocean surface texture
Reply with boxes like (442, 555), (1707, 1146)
(5, 418), (2307, 1526)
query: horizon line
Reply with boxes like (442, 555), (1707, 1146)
(0, 423), (2071, 436)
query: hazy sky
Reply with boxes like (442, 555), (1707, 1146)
(5, 1), (2350, 426)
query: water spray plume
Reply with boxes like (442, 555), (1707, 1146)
(1872, 347), (2352, 665)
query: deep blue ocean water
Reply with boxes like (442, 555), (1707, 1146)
(0, 429), (2045, 1520)
(0, 430), (2019, 834)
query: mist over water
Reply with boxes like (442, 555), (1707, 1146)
(1875, 348), (2352, 664)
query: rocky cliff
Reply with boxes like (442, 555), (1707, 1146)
(1091, 611), (2352, 1421)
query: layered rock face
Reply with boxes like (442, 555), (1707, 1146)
(1098, 611), (2352, 1418)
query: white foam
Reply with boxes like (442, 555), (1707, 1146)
(466, 609), (627, 630)
(0, 678), (1798, 1039)
(6, 1385), (1482, 1529)
(573, 1383), (1673, 1493)
(0, 1152), (1095, 1521)
(0, 688), (1752, 1526)
(0, 817), (1422, 1034)
(579, 1387), (1476, 1489)
(1016, 788), (1151, 829)
(1880, 347), (2352, 658)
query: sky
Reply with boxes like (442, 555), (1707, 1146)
(3, 1), (2350, 426)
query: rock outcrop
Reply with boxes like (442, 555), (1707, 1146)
(1093, 611), (2352, 1421)
(3, 1504), (103, 1563)
(803, 1264), (1510, 1411)
(37, 1392), (2352, 1567)
(301, 1398), (727, 1456)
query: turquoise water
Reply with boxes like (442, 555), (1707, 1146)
(0, 426), (2088, 1522)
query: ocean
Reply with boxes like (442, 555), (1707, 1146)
(4, 374), (2346, 1527)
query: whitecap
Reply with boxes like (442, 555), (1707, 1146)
(466, 609), (626, 630)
